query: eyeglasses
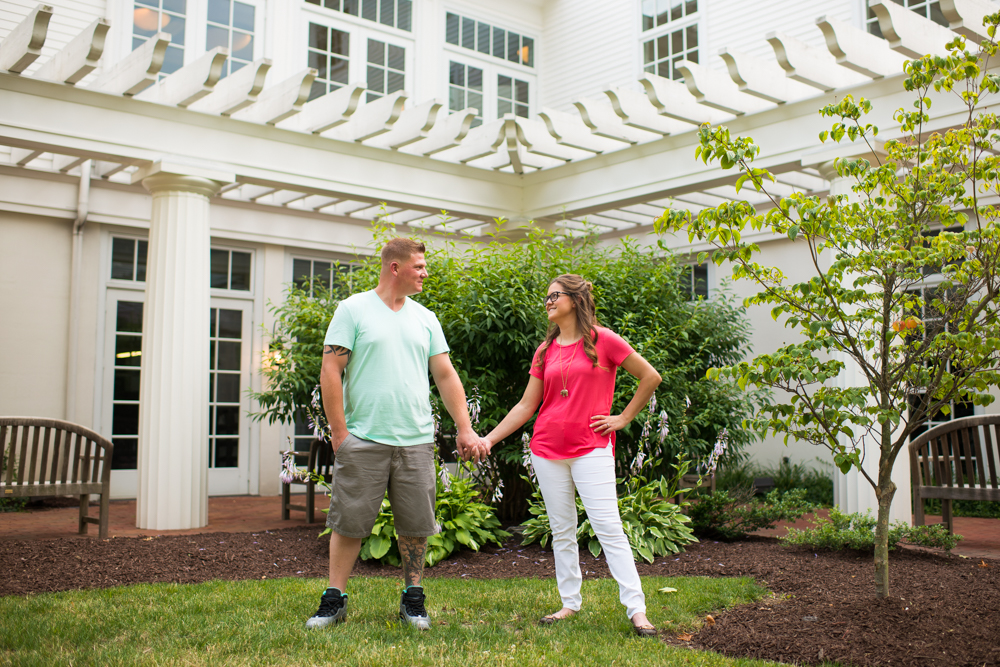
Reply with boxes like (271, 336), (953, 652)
(544, 291), (569, 305)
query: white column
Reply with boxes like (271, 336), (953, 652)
(819, 161), (912, 524)
(133, 163), (231, 530)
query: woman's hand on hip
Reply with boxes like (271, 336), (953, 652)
(590, 414), (628, 435)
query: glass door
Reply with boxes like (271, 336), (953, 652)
(208, 299), (253, 495)
(103, 291), (144, 499)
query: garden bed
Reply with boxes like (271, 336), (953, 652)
(2, 529), (997, 667)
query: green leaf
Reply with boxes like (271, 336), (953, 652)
(588, 539), (603, 558)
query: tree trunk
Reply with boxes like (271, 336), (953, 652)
(873, 478), (896, 598)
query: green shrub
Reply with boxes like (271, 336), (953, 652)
(687, 488), (817, 541)
(716, 458), (834, 506)
(253, 225), (762, 519)
(779, 508), (963, 552)
(0, 497), (27, 513)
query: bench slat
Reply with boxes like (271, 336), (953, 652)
(26, 423), (40, 484)
(38, 426), (52, 486)
(916, 486), (1000, 502)
(19, 426), (35, 486)
(988, 424), (1000, 488)
(58, 429), (71, 485)
(1, 424), (12, 485)
(0, 482), (106, 496)
(972, 425), (988, 489)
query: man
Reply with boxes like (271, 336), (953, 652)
(306, 237), (485, 630)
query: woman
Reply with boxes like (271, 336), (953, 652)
(481, 274), (661, 636)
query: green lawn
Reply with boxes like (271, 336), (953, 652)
(0, 576), (795, 667)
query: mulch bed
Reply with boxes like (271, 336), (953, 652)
(1, 527), (997, 667)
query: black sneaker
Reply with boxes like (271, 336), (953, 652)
(399, 586), (430, 630)
(305, 587), (348, 629)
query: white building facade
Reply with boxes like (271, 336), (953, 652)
(1, 0), (996, 528)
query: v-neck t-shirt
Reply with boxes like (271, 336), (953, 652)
(528, 327), (635, 460)
(324, 290), (449, 447)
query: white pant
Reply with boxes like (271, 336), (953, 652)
(532, 444), (646, 619)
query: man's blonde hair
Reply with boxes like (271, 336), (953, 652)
(380, 238), (426, 267)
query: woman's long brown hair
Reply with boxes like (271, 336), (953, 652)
(535, 274), (605, 371)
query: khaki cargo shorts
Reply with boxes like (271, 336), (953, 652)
(325, 432), (437, 538)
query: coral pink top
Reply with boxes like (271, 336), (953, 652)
(528, 327), (635, 460)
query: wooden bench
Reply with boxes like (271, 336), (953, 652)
(281, 438), (334, 524)
(908, 415), (1000, 533)
(0, 417), (114, 539)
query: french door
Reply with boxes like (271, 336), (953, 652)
(207, 299), (252, 495)
(103, 292), (252, 498)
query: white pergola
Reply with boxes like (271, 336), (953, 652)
(1, 0), (996, 528)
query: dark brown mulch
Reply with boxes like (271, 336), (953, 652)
(1, 528), (997, 667)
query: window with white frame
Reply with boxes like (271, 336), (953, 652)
(867, 0), (947, 38)
(291, 257), (356, 295)
(206, 0), (256, 77)
(305, 0), (412, 32)
(366, 38), (405, 102)
(445, 12), (534, 68)
(680, 263), (709, 301)
(448, 61), (483, 127)
(497, 74), (528, 119)
(132, 0), (187, 77)
(210, 248), (253, 291)
(640, 0), (698, 81)
(110, 237), (148, 282)
(307, 22), (351, 101)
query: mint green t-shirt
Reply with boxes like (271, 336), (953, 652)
(323, 290), (449, 447)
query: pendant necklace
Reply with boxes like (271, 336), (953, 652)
(557, 338), (580, 397)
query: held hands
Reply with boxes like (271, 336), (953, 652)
(590, 414), (628, 436)
(456, 429), (490, 464)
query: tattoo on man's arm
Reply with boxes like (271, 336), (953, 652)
(324, 345), (351, 359)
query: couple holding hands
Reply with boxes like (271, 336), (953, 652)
(306, 238), (661, 637)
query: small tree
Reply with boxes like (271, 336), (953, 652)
(657, 22), (1000, 598)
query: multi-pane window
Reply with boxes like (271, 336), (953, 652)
(641, 0), (698, 81)
(110, 301), (143, 470)
(307, 23), (350, 101)
(445, 13), (534, 68)
(110, 238), (148, 282)
(366, 39), (405, 102)
(293, 258), (357, 296)
(906, 283), (975, 438)
(206, 0), (255, 78)
(641, 0), (697, 31)
(867, 0), (947, 38)
(680, 264), (709, 300)
(305, 0), (412, 32)
(904, 225), (973, 437)
(132, 0), (186, 77)
(210, 249), (252, 291)
(497, 75), (528, 119)
(209, 308), (242, 468)
(448, 61), (483, 127)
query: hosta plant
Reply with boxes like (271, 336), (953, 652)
(282, 450), (510, 567)
(520, 417), (700, 563)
